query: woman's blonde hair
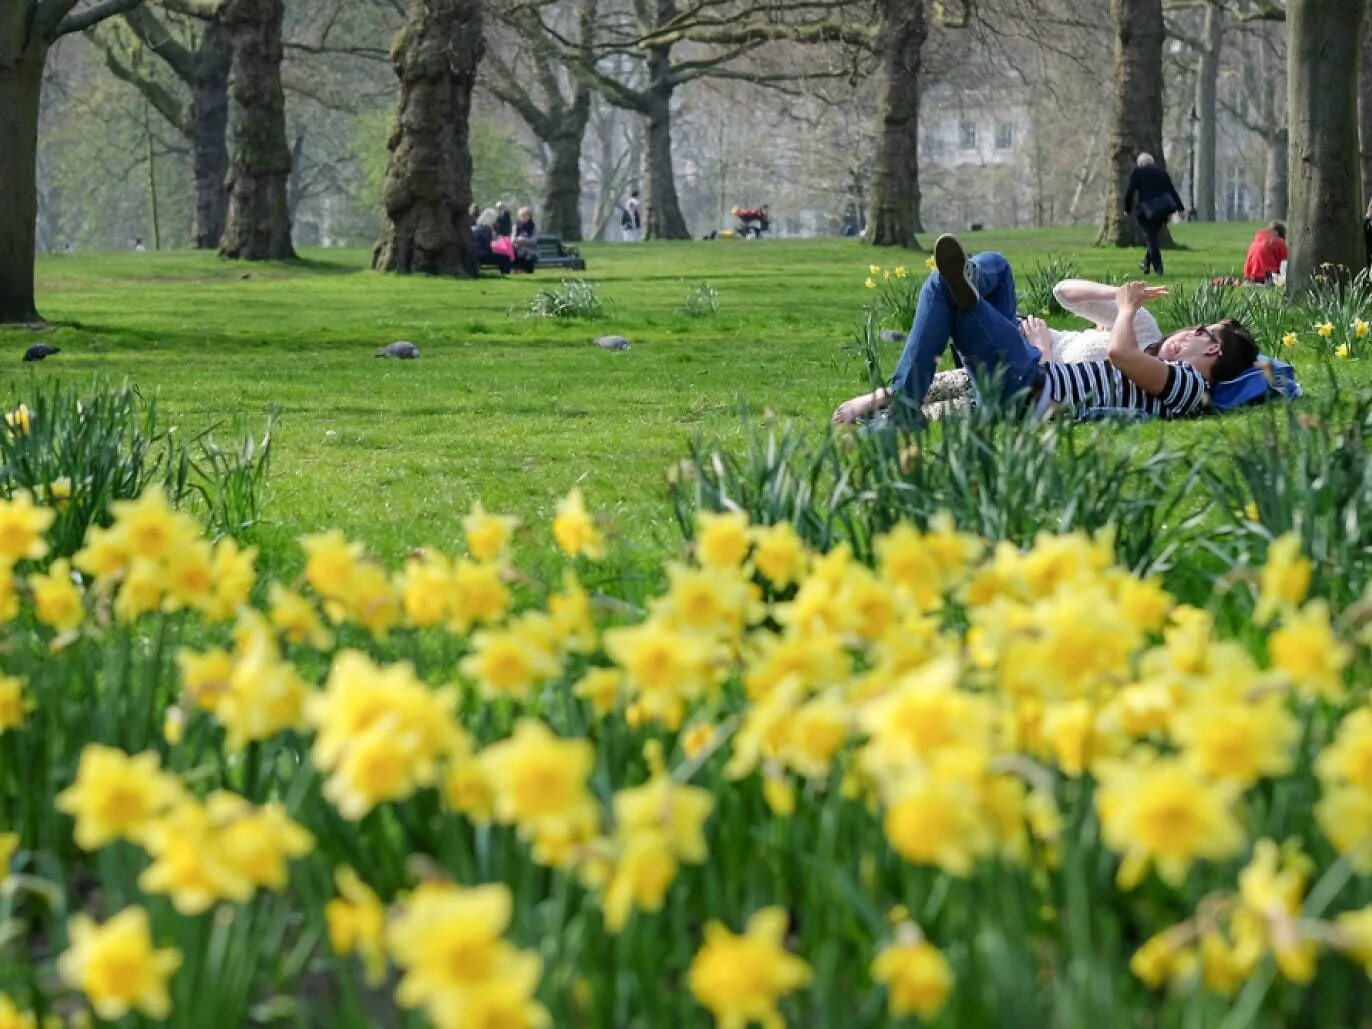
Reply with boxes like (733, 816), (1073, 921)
(517, 207), (532, 219)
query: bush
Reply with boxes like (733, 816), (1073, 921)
(1019, 254), (1079, 318)
(0, 380), (274, 555)
(525, 278), (604, 319)
(681, 282), (720, 318)
(671, 394), (1200, 577)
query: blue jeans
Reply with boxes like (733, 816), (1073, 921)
(888, 251), (1042, 411)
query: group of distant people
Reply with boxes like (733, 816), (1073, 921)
(471, 201), (537, 275)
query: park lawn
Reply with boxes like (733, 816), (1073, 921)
(1, 222), (1363, 576)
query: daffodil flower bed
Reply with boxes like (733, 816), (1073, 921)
(0, 478), (1368, 1025)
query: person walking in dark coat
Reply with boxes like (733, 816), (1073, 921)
(1124, 153), (1185, 276)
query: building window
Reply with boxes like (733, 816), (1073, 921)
(959, 121), (977, 150)
(995, 122), (1014, 149)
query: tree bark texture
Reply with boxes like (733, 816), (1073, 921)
(642, 48), (690, 240)
(372, 0), (483, 276)
(0, 54), (45, 323)
(218, 0), (295, 261)
(191, 20), (232, 250)
(1264, 126), (1289, 222)
(1361, 9), (1372, 205)
(1096, 0), (1171, 248)
(1193, 2), (1222, 220)
(1286, 0), (1365, 293)
(542, 92), (591, 241)
(864, 0), (927, 248)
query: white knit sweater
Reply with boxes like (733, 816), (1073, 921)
(1047, 280), (1162, 362)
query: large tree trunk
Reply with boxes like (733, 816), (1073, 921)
(0, 51), (45, 324)
(191, 20), (231, 250)
(372, 0), (483, 276)
(1096, 0), (1171, 247)
(542, 92), (591, 241)
(1193, 1), (1222, 221)
(1286, 0), (1365, 293)
(1360, 10), (1372, 204)
(642, 47), (690, 240)
(864, 0), (927, 248)
(218, 0), (295, 260)
(1264, 127), (1289, 221)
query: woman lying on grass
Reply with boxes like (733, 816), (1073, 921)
(834, 235), (1259, 424)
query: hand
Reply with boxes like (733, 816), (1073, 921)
(1114, 280), (1157, 313)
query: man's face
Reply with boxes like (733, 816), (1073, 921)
(1158, 323), (1223, 364)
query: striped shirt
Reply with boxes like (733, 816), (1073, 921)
(1041, 360), (1210, 419)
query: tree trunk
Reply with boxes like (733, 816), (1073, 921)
(642, 47), (690, 240)
(1286, 0), (1365, 293)
(1096, 0), (1171, 248)
(1193, 1), (1222, 221)
(864, 0), (926, 249)
(542, 94), (590, 241)
(0, 52), (45, 323)
(1264, 127), (1288, 221)
(1361, 9), (1372, 204)
(190, 20), (231, 250)
(218, 0), (295, 261)
(372, 0), (483, 276)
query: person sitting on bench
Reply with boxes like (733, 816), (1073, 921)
(473, 208), (512, 276)
(833, 234), (1258, 424)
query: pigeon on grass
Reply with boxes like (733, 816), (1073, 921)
(376, 341), (420, 359)
(23, 344), (60, 362)
(594, 335), (631, 351)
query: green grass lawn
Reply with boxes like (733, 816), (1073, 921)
(1, 222), (1364, 574)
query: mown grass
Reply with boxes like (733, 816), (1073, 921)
(2, 223), (1365, 576)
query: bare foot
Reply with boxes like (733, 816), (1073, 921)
(832, 391), (881, 424)
(1021, 315), (1053, 353)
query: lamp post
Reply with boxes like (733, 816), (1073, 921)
(1187, 104), (1199, 221)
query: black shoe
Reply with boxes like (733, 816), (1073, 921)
(934, 234), (978, 310)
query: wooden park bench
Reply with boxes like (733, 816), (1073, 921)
(535, 234), (587, 271)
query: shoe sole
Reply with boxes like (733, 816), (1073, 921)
(934, 234), (977, 310)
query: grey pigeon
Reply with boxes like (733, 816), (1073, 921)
(879, 329), (906, 343)
(23, 344), (60, 362)
(376, 340), (420, 359)
(594, 335), (631, 351)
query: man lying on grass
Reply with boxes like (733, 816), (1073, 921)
(833, 234), (1259, 424)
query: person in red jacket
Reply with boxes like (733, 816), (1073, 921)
(1243, 221), (1288, 284)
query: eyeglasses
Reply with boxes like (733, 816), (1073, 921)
(1195, 325), (1220, 346)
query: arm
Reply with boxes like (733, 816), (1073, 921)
(1054, 280), (1163, 343)
(1123, 169), (1139, 213)
(1107, 282), (1171, 396)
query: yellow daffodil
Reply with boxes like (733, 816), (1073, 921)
(871, 935), (953, 1019)
(0, 676), (32, 734)
(464, 501), (520, 563)
(325, 867), (387, 986)
(689, 908), (811, 1027)
(1336, 343), (1350, 359)
(0, 492), (53, 564)
(1281, 331), (1298, 348)
(552, 487), (605, 560)
(1354, 319), (1369, 339)
(1316, 321), (1334, 338)
(55, 745), (183, 850)
(59, 907), (182, 1021)
(865, 277), (876, 289)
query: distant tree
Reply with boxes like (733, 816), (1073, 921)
(217, 0), (295, 259)
(1096, 0), (1171, 248)
(373, 0), (484, 276)
(863, 0), (927, 247)
(1, 0), (148, 323)
(1361, 10), (1372, 205)
(487, 1), (595, 240)
(89, 4), (232, 248)
(1286, 0), (1365, 291)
